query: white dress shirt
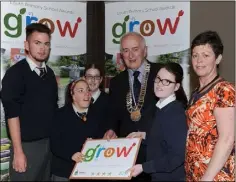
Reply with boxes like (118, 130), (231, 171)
(26, 57), (47, 76)
(156, 94), (176, 109)
(72, 104), (88, 115)
(91, 89), (101, 103)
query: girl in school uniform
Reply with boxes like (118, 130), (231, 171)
(84, 64), (109, 107)
(84, 63), (110, 132)
(50, 79), (106, 181)
(128, 62), (188, 181)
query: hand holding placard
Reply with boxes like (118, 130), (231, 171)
(72, 152), (84, 163)
(103, 129), (117, 140)
(71, 138), (92, 163)
(127, 164), (143, 177)
(126, 132), (146, 139)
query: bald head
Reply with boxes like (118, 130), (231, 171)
(119, 32), (147, 70)
(120, 32), (146, 52)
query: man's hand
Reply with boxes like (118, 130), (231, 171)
(126, 132), (146, 139)
(13, 151), (27, 173)
(128, 164), (143, 177)
(103, 129), (117, 140)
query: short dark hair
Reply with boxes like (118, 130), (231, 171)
(191, 30), (224, 58)
(159, 62), (188, 109)
(26, 23), (51, 40)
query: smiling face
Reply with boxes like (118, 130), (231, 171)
(71, 80), (91, 110)
(154, 68), (179, 100)
(191, 43), (221, 79)
(121, 34), (147, 70)
(24, 31), (51, 64)
(85, 68), (102, 93)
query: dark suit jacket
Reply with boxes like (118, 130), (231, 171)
(108, 61), (162, 164)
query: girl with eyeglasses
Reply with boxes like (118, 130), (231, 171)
(84, 63), (109, 106)
(50, 79), (107, 182)
(128, 62), (188, 181)
(83, 63), (111, 135)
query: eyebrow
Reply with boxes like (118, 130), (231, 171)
(192, 51), (212, 54)
(157, 75), (173, 80)
(33, 40), (50, 44)
(86, 74), (100, 76)
(75, 86), (90, 90)
(122, 46), (139, 50)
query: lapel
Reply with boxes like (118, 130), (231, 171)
(142, 62), (158, 113)
(122, 69), (129, 92)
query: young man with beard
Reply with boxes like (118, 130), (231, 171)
(103, 32), (162, 181)
(1, 23), (58, 181)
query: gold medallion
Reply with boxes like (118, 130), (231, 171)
(126, 62), (150, 122)
(130, 110), (141, 121)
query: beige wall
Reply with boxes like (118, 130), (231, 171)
(190, 1), (235, 90)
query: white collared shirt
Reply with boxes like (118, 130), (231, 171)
(156, 94), (176, 109)
(72, 104), (88, 115)
(26, 57), (47, 76)
(127, 60), (146, 83)
(91, 89), (101, 103)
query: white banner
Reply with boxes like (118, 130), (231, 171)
(105, 2), (190, 56)
(1, 2), (86, 55)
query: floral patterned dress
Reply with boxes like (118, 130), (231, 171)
(185, 79), (235, 181)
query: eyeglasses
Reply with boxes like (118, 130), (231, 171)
(154, 76), (176, 86)
(85, 75), (101, 81)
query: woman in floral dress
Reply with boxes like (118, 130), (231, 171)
(185, 30), (235, 181)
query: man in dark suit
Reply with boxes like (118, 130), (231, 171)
(103, 32), (161, 181)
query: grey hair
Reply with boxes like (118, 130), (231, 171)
(120, 32), (147, 52)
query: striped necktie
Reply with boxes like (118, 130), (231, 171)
(37, 67), (46, 78)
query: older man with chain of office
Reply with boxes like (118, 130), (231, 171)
(104, 32), (161, 182)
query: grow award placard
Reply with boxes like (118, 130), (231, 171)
(70, 138), (141, 180)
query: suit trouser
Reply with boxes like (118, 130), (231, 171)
(9, 138), (51, 181)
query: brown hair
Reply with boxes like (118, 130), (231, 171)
(65, 78), (87, 105)
(84, 63), (104, 77)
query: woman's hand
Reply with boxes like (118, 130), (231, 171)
(128, 164), (143, 177)
(126, 132), (146, 139)
(103, 129), (117, 140)
(72, 152), (85, 163)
